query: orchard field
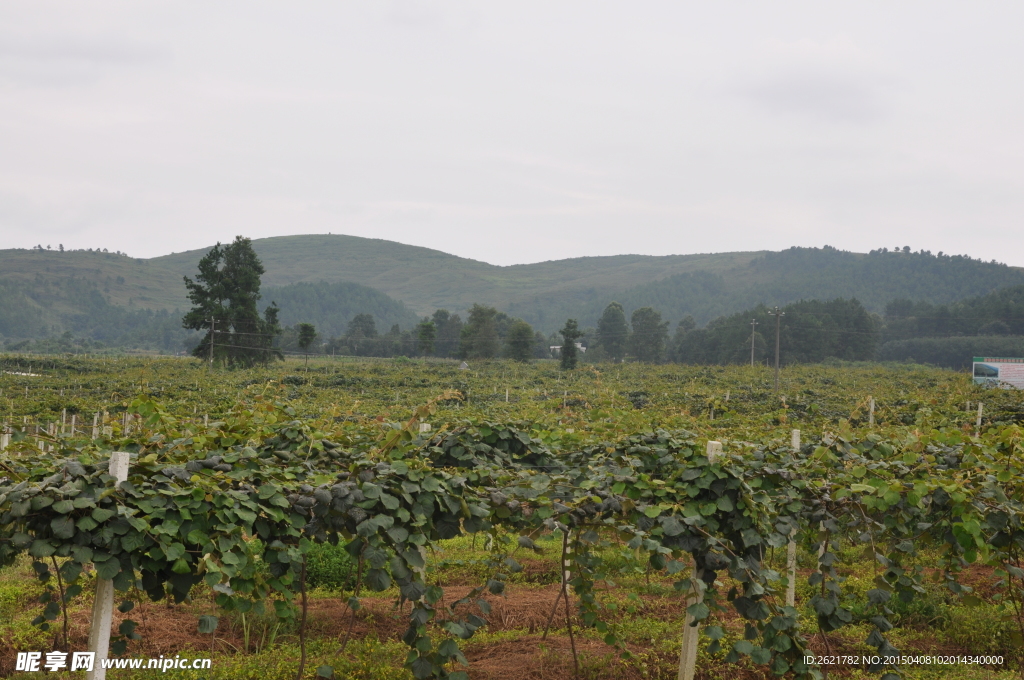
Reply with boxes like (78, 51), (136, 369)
(0, 354), (1022, 680)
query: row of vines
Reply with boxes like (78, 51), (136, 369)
(1, 357), (1023, 678)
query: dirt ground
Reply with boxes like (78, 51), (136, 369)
(0, 568), (1012, 679)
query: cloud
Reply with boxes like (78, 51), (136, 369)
(743, 71), (885, 123)
(735, 36), (898, 124)
(387, 0), (445, 28)
(0, 32), (166, 64)
(0, 31), (167, 86)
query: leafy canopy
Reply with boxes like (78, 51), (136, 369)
(628, 306), (668, 363)
(182, 236), (282, 367)
(504, 320), (535, 362)
(596, 302), (628, 363)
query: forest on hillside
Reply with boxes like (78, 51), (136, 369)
(586, 246), (1024, 327)
(2, 245), (1023, 369)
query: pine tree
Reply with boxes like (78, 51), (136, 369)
(559, 319), (583, 370)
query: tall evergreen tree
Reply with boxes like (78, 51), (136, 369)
(628, 307), (668, 363)
(596, 302), (629, 362)
(182, 236), (282, 367)
(559, 318), (583, 370)
(504, 320), (535, 362)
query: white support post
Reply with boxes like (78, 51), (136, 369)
(868, 397), (875, 426)
(679, 441), (721, 680)
(564, 528), (574, 586)
(418, 423), (431, 433)
(786, 430), (800, 608)
(976, 402), (983, 436)
(86, 452), (130, 680)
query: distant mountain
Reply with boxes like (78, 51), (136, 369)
(150, 234), (760, 323)
(0, 248), (188, 311)
(600, 247), (1024, 329)
(2, 237), (1023, 349)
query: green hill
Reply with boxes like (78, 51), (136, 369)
(2, 237), (1023, 349)
(260, 281), (421, 338)
(150, 234), (760, 322)
(600, 246), (1024, 328)
(0, 248), (188, 311)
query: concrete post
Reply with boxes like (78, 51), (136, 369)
(678, 441), (722, 680)
(786, 430), (800, 607)
(86, 452), (130, 680)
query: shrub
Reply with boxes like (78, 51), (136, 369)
(306, 542), (356, 590)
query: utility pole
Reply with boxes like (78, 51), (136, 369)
(749, 319), (759, 366)
(768, 307), (784, 392)
(208, 317), (215, 372)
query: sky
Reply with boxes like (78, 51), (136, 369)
(1, 2), (1023, 266)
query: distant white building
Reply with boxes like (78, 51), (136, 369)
(549, 342), (586, 357)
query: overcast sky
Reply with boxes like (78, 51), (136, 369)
(2, 2), (1023, 266)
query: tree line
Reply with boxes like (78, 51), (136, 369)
(278, 306), (552, 363)
(10, 236), (1019, 370)
(592, 245), (1024, 331)
(172, 237), (1024, 370)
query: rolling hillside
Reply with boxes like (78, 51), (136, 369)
(260, 281), (421, 338)
(592, 246), (1024, 328)
(150, 234), (761, 320)
(0, 248), (189, 311)
(3, 236), (1024, 347)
